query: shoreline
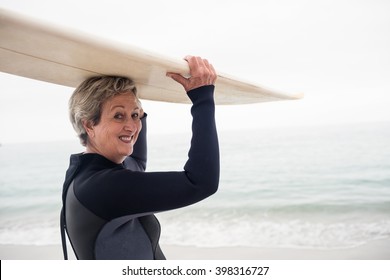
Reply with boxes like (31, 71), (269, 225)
(1, 238), (389, 260)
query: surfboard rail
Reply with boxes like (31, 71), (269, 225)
(0, 8), (303, 105)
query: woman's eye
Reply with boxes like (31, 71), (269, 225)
(131, 113), (140, 120)
(114, 113), (124, 120)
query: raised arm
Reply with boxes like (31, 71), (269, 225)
(123, 113), (147, 171)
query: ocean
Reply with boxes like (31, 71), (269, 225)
(1, 122), (390, 250)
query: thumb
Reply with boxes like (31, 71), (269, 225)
(166, 72), (189, 90)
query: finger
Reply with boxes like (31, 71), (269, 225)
(195, 58), (215, 84)
(166, 72), (189, 88)
(184, 55), (193, 62)
(186, 56), (202, 75)
(201, 59), (213, 82)
(208, 63), (217, 84)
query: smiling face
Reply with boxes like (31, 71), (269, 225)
(83, 93), (142, 164)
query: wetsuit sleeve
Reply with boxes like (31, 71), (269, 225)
(76, 85), (219, 220)
(123, 114), (147, 171)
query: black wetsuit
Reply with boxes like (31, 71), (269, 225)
(60, 86), (219, 259)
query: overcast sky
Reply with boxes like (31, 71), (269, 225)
(1, 0), (389, 144)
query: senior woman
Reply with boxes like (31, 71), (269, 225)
(60, 56), (219, 260)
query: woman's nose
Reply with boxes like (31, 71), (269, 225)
(124, 118), (137, 131)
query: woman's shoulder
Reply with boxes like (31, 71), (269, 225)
(68, 153), (123, 176)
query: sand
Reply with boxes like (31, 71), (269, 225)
(1, 238), (390, 260)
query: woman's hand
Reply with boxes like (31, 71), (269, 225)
(167, 56), (217, 92)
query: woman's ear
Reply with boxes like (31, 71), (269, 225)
(82, 120), (95, 138)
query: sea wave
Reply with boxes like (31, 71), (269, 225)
(158, 210), (390, 249)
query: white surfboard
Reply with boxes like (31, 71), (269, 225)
(0, 9), (303, 105)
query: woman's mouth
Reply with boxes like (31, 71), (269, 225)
(119, 135), (134, 143)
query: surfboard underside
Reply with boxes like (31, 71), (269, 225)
(0, 9), (303, 105)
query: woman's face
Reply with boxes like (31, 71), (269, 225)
(84, 93), (142, 164)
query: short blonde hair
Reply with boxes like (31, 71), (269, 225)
(69, 76), (138, 146)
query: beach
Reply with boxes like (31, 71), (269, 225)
(1, 238), (390, 260)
